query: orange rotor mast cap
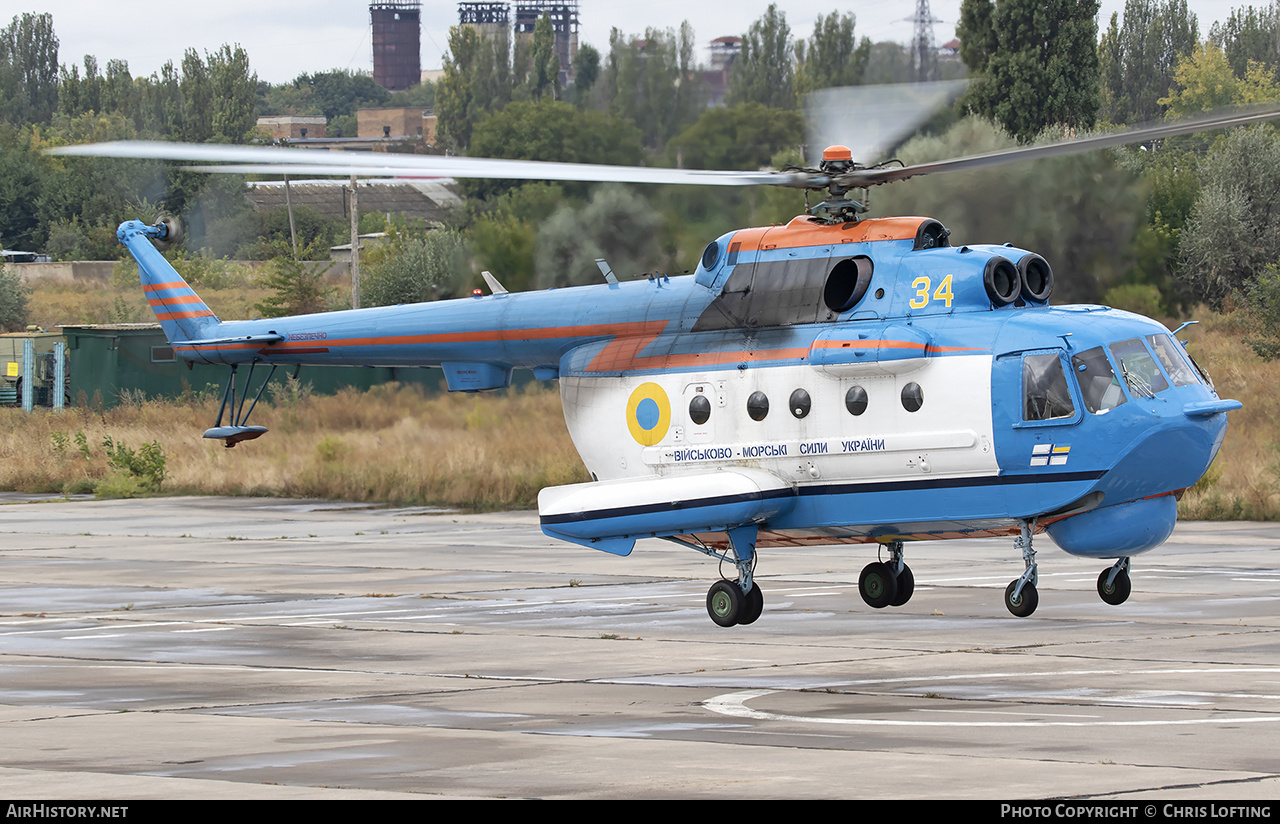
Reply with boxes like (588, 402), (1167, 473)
(822, 145), (853, 162)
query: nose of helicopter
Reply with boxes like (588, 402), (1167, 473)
(1097, 400), (1232, 504)
(1046, 399), (1233, 558)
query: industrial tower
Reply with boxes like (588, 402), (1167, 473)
(371, 1), (421, 91)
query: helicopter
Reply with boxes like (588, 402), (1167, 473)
(51, 101), (1274, 627)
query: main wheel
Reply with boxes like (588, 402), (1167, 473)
(890, 563), (915, 607)
(739, 583), (764, 625)
(707, 580), (744, 627)
(1004, 580), (1038, 617)
(1097, 568), (1131, 606)
(859, 562), (899, 609)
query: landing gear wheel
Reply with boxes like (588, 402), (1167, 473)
(859, 562), (899, 609)
(890, 564), (915, 607)
(707, 580), (745, 627)
(1097, 568), (1131, 606)
(1004, 580), (1038, 618)
(739, 583), (764, 625)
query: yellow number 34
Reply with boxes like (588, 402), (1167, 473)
(909, 274), (954, 309)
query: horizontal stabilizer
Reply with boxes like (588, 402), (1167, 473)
(181, 334), (285, 347)
(204, 425), (268, 447)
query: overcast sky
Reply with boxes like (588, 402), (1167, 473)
(23, 1), (1255, 86)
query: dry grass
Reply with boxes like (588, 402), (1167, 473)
(1177, 314), (1280, 520)
(0, 382), (588, 510)
(27, 281), (274, 328)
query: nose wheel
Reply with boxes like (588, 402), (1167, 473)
(1005, 520), (1040, 617)
(1097, 558), (1132, 605)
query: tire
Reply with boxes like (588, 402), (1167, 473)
(707, 580), (744, 627)
(1097, 568), (1131, 606)
(890, 564), (914, 607)
(1005, 580), (1038, 617)
(739, 583), (764, 625)
(859, 562), (899, 609)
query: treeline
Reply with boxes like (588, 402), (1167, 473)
(7, 3), (1280, 354)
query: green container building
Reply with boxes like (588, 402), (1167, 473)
(60, 324), (444, 408)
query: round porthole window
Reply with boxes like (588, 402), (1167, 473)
(845, 386), (868, 416)
(901, 382), (924, 413)
(790, 389), (811, 418)
(689, 394), (711, 425)
(747, 391), (769, 421)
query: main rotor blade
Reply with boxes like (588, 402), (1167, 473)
(48, 140), (799, 187)
(839, 105), (1280, 188)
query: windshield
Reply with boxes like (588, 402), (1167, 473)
(1110, 338), (1169, 398)
(1146, 334), (1200, 387)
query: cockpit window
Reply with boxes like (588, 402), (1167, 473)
(1146, 334), (1201, 387)
(1071, 346), (1127, 413)
(1022, 353), (1076, 421)
(1110, 338), (1169, 398)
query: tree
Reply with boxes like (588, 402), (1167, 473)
(1177, 125), (1280, 306)
(253, 247), (336, 317)
(468, 183), (564, 293)
(795, 11), (872, 95)
(1241, 263), (1280, 359)
(0, 13), (59, 126)
(0, 264), (30, 332)
(569, 43), (600, 106)
(603, 23), (702, 150)
(1097, 0), (1199, 125)
(0, 124), (43, 251)
(1211, 3), (1280, 79)
(362, 228), (469, 305)
(534, 185), (664, 289)
(467, 100), (643, 197)
(667, 102), (803, 171)
(524, 12), (560, 102)
(1159, 41), (1280, 120)
(435, 25), (514, 151)
(957, 0), (998, 74)
(207, 45), (258, 143)
(729, 4), (795, 110)
(958, 0), (1100, 142)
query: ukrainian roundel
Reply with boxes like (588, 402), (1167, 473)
(626, 382), (670, 446)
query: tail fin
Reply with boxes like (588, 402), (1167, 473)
(117, 219), (221, 343)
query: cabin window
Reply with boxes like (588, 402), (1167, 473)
(1071, 346), (1127, 413)
(1110, 338), (1169, 397)
(747, 391), (769, 421)
(901, 382), (923, 413)
(845, 386), (868, 415)
(1022, 353), (1075, 421)
(1146, 334), (1200, 387)
(789, 389), (811, 418)
(689, 394), (711, 425)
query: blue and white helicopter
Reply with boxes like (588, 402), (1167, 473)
(55, 105), (1273, 626)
